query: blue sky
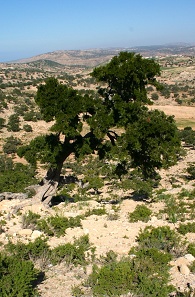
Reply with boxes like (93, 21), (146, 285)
(1, 0), (195, 62)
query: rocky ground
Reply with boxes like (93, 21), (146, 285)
(0, 146), (195, 296)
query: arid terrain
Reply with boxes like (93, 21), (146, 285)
(0, 46), (195, 296)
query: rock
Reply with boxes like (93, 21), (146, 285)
(18, 229), (33, 237)
(31, 230), (43, 239)
(178, 264), (190, 275)
(0, 192), (28, 201)
(150, 216), (158, 222)
(184, 254), (195, 263)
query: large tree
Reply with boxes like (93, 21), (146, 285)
(18, 52), (181, 205)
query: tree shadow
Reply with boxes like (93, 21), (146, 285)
(33, 271), (45, 289)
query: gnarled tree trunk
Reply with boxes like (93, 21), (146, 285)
(34, 165), (63, 206)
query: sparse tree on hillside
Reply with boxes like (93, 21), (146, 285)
(18, 52), (181, 205)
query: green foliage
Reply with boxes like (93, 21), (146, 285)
(23, 124), (33, 132)
(88, 259), (133, 296)
(5, 237), (50, 262)
(48, 215), (81, 237)
(123, 108), (181, 178)
(91, 51), (161, 104)
(84, 207), (107, 217)
(23, 111), (38, 122)
(158, 194), (188, 223)
(51, 235), (91, 266)
(88, 247), (173, 297)
(7, 113), (20, 132)
(0, 117), (5, 130)
(0, 253), (39, 297)
(0, 155), (37, 193)
(187, 243), (195, 257)
(22, 211), (41, 229)
(18, 52), (181, 200)
(136, 225), (184, 256)
(179, 126), (195, 147)
(189, 260), (195, 273)
(36, 214), (82, 237)
(187, 163), (195, 179)
(17, 134), (64, 167)
(3, 136), (21, 154)
(177, 222), (195, 235)
(128, 204), (152, 222)
(151, 92), (159, 100)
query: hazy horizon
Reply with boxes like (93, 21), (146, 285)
(1, 0), (195, 62)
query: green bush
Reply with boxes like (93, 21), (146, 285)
(179, 127), (195, 148)
(0, 253), (39, 297)
(187, 243), (195, 257)
(151, 92), (159, 100)
(22, 211), (41, 229)
(0, 117), (5, 130)
(50, 235), (91, 266)
(5, 237), (50, 262)
(187, 163), (195, 179)
(189, 260), (195, 273)
(3, 136), (21, 154)
(23, 124), (33, 132)
(88, 260), (133, 296)
(177, 222), (195, 235)
(158, 194), (187, 223)
(136, 226), (184, 256)
(88, 247), (173, 297)
(84, 207), (107, 217)
(23, 111), (38, 122)
(0, 157), (37, 193)
(128, 204), (152, 222)
(36, 215), (83, 237)
(7, 113), (20, 132)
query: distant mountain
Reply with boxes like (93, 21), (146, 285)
(10, 44), (195, 68)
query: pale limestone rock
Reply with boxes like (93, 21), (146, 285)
(31, 230), (43, 239)
(178, 264), (190, 275)
(18, 229), (33, 237)
(184, 254), (195, 263)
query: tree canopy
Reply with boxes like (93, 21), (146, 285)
(18, 52), (181, 203)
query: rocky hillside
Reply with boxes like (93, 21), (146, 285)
(0, 51), (195, 296)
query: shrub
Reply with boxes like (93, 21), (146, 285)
(0, 159), (37, 193)
(51, 235), (91, 266)
(128, 204), (152, 222)
(187, 243), (195, 257)
(187, 163), (195, 179)
(158, 194), (187, 223)
(22, 211), (41, 229)
(179, 127), (195, 148)
(88, 248), (173, 297)
(0, 117), (5, 130)
(0, 253), (39, 297)
(88, 260), (133, 296)
(5, 237), (50, 262)
(177, 222), (195, 235)
(136, 226), (185, 256)
(84, 207), (107, 217)
(7, 113), (20, 131)
(37, 215), (83, 237)
(189, 260), (195, 273)
(3, 136), (21, 154)
(23, 111), (37, 122)
(23, 124), (33, 132)
(151, 92), (159, 100)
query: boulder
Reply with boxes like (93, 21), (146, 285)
(0, 192), (28, 201)
(178, 264), (190, 275)
(31, 230), (43, 239)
